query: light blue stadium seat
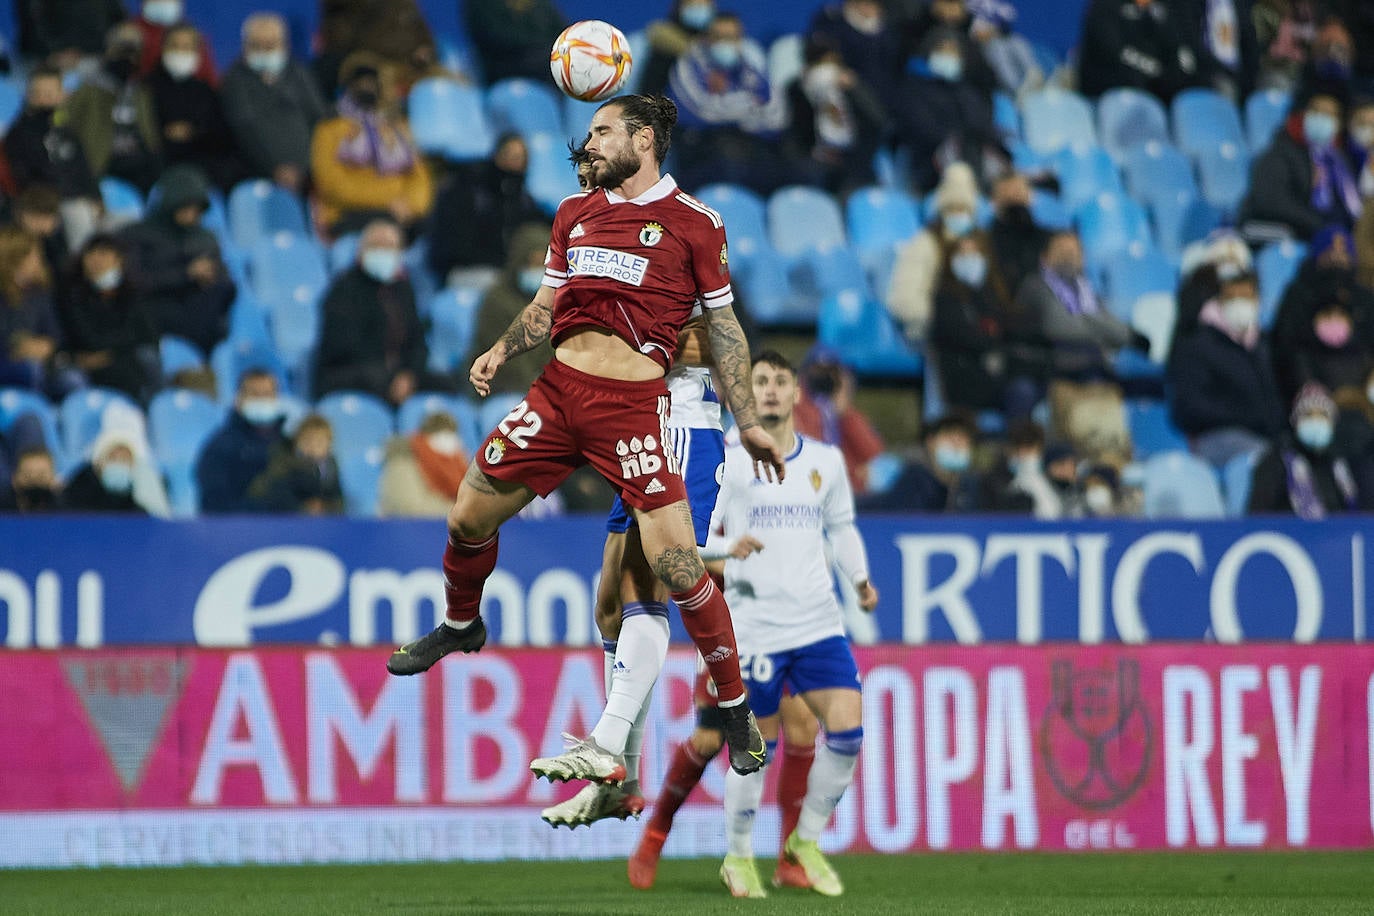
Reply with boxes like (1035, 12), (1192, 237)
(781, 244), (869, 329)
(427, 285), (485, 374)
(269, 286), (323, 395)
(99, 177), (144, 224)
(696, 183), (769, 263)
(1121, 141), (1197, 208)
(0, 77), (23, 129)
(227, 179), (309, 252)
(1096, 88), (1171, 160)
(1029, 189), (1072, 230)
(1222, 449), (1260, 517)
(329, 233), (360, 273)
(1104, 246), (1176, 320)
(200, 188), (230, 246)
(485, 78), (565, 138)
(0, 387), (63, 467)
(732, 254), (793, 327)
(525, 131), (581, 215)
(1256, 239), (1307, 329)
(1131, 291), (1178, 363)
(1054, 144), (1124, 211)
(159, 335), (206, 380)
(405, 237), (440, 312)
(1127, 399), (1189, 459)
(767, 33), (805, 95)
(1196, 141), (1250, 215)
(397, 392), (482, 450)
(563, 96), (602, 139)
(210, 338), (288, 407)
(993, 91), (1021, 139)
(817, 290), (921, 379)
(339, 446), (385, 517)
(315, 391), (395, 461)
(1245, 89), (1291, 152)
(250, 231), (328, 307)
(226, 291), (275, 352)
(768, 185), (847, 257)
(1141, 450), (1226, 518)
(59, 387), (139, 462)
(1022, 87), (1096, 155)
(148, 388), (223, 517)
(871, 146), (913, 190)
(922, 351), (945, 421)
(845, 186), (920, 291)
(408, 77), (494, 161)
(1150, 190), (1223, 264)
(1076, 192), (1152, 265)
(1172, 88), (1246, 157)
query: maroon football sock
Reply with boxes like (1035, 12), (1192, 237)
(671, 573), (745, 703)
(778, 741), (816, 850)
(442, 533), (498, 624)
(648, 740), (713, 835)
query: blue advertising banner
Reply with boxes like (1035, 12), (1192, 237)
(0, 516), (1367, 648)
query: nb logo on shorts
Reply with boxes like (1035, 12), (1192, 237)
(644, 478), (665, 494)
(703, 645), (734, 663)
(616, 435), (663, 480)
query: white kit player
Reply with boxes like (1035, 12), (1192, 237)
(705, 350), (878, 898)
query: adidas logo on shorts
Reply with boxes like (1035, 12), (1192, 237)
(644, 477), (666, 495)
(703, 645), (734, 663)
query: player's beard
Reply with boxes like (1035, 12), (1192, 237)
(588, 148), (640, 189)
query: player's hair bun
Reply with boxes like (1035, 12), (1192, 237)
(648, 94), (678, 129)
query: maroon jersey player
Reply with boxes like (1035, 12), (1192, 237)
(385, 94), (783, 780)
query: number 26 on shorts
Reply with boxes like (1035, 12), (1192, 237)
(738, 654), (773, 684)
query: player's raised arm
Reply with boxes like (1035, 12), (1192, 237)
(701, 305), (785, 482)
(469, 284), (555, 397)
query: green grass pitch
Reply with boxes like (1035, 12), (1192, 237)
(5, 852), (1373, 915)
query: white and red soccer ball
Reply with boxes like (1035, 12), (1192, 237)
(550, 20), (634, 102)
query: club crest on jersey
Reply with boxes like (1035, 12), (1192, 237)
(810, 469), (822, 492)
(639, 222), (664, 246)
(485, 438), (506, 465)
(569, 222), (585, 240)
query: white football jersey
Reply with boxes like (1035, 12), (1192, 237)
(709, 433), (857, 655)
(665, 365), (721, 431)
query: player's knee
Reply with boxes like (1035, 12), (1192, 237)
(825, 726), (863, 757)
(651, 545), (705, 594)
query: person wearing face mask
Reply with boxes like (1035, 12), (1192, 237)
(379, 410), (471, 518)
(247, 413), (345, 515)
(1171, 230), (1254, 358)
(196, 367), (291, 514)
(894, 30), (1002, 190)
(641, 0), (719, 96)
(873, 414), (984, 512)
(315, 0), (438, 104)
(1076, 464), (1123, 518)
(782, 39), (886, 196)
(0, 447), (64, 513)
(59, 234), (159, 401)
(134, 0), (219, 83)
(1167, 271), (1286, 469)
(147, 24), (241, 192)
(1291, 301), (1374, 394)
(221, 12), (328, 196)
(20, 0), (125, 75)
(63, 23), (164, 195)
(807, 0), (906, 117)
(985, 420), (1065, 518)
(63, 436), (149, 515)
(314, 218), (443, 406)
(311, 55), (432, 237)
(988, 172), (1050, 297)
(1077, 0), (1202, 102)
(887, 162), (981, 343)
(463, 223), (555, 400)
(1248, 382), (1374, 516)
(1241, 89), (1361, 244)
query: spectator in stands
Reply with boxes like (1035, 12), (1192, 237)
(987, 171), (1049, 297)
(13, 187), (71, 279)
(782, 36), (886, 196)
(1271, 226), (1374, 398)
(221, 12), (328, 196)
(196, 367), (289, 513)
(985, 419), (1064, 517)
(119, 164), (235, 355)
(247, 413), (344, 514)
(893, 27), (1001, 190)
(19, 0), (126, 74)
(640, 1), (717, 96)
(668, 12), (787, 195)
(60, 233), (159, 400)
(888, 161), (979, 342)
(148, 24), (241, 192)
(314, 218), (437, 405)
(464, 0), (566, 86)
(63, 429), (148, 514)
(1346, 97), (1374, 191)
(465, 223), (555, 397)
(1248, 381), (1373, 514)
(808, 0), (906, 116)
(1173, 229), (1254, 351)
(1077, 463), (1124, 518)
(0, 447), (63, 513)
(863, 413), (982, 512)
(311, 55), (432, 238)
(315, 0), (437, 102)
(1167, 270), (1286, 468)
(0, 226), (80, 397)
(1286, 298), (1374, 397)
(931, 233), (1041, 420)
(1175, 0), (1260, 102)
(1076, 0), (1200, 102)
(379, 409), (468, 517)
(4, 66), (103, 250)
(426, 133), (544, 285)
(133, 0), (217, 83)
(1253, 0), (1319, 92)
(1300, 17), (1355, 98)
(1334, 363), (1374, 459)
(967, 0), (1044, 96)
(1328, 1), (1374, 95)
(792, 344), (886, 495)
(1240, 88), (1360, 243)
(64, 23), (163, 194)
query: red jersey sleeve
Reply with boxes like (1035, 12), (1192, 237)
(677, 192), (734, 310)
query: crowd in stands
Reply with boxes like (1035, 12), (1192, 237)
(1, 0), (1373, 524)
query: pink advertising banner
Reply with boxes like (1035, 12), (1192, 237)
(2, 644), (1373, 867)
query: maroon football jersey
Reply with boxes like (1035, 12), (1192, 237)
(542, 175), (733, 370)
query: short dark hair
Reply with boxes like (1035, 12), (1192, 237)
(923, 413), (975, 442)
(27, 64), (62, 85)
(597, 93), (677, 165)
(752, 349), (796, 375)
(294, 413), (332, 440)
(1007, 419), (1045, 450)
(236, 366), (278, 392)
(14, 185), (61, 216)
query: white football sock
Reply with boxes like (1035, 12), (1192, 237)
(623, 683), (652, 793)
(590, 611), (669, 756)
(797, 735), (861, 841)
(724, 765), (767, 858)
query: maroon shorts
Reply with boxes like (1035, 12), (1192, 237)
(476, 358), (689, 512)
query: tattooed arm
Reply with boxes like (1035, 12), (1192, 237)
(702, 305), (786, 481)
(469, 284), (554, 397)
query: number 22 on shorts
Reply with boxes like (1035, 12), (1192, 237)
(498, 399), (542, 449)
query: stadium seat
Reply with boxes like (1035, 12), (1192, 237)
(768, 185), (847, 257)
(1096, 88), (1171, 160)
(60, 387), (140, 461)
(1171, 88), (1245, 157)
(1022, 87), (1096, 154)
(408, 77), (495, 161)
(0, 387), (63, 466)
(269, 286), (324, 394)
(329, 233), (360, 274)
(0, 77), (22, 129)
(485, 78), (565, 138)
(1075, 192), (1152, 265)
(250, 231), (328, 309)
(397, 392), (482, 449)
(226, 291), (275, 352)
(314, 391), (395, 461)
(732, 253), (793, 327)
(871, 145), (913, 190)
(159, 335), (206, 380)
(1054, 144), (1124, 211)
(1256, 240), (1307, 329)
(993, 91), (1021, 139)
(1131, 291), (1178, 363)
(845, 186), (920, 290)
(200, 187), (230, 246)
(405, 238), (441, 313)
(1222, 449), (1260, 517)
(525, 131), (581, 215)
(1245, 88), (1291, 152)
(339, 445), (385, 517)
(767, 33), (805, 93)
(210, 338), (289, 407)
(1196, 142), (1250, 215)
(563, 95), (602, 138)
(817, 290), (921, 379)
(227, 179), (309, 252)
(99, 177), (144, 224)
(783, 244), (869, 328)
(1103, 247), (1176, 320)
(1121, 141), (1197, 208)
(1141, 450), (1226, 518)
(1150, 190), (1223, 264)
(1029, 189), (1072, 230)
(695, 183), (769, 262)
(426, 285), (485, 374)
(1127, 399), (1189, 459)
(148, 388), (224, 517)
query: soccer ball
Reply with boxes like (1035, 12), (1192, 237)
(550, 20), (634, 103)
